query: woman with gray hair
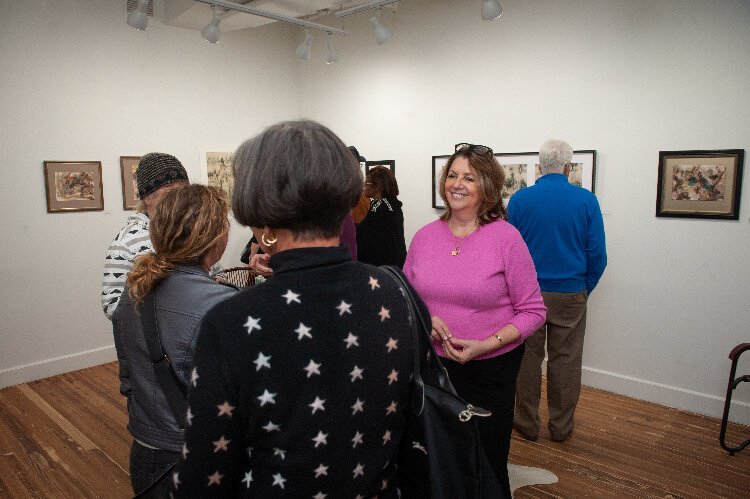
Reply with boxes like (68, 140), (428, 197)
(171, 120), (415, 497)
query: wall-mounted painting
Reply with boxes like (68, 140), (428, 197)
(200, 144), (237, 204)
(656, 149), (744, 220)
(43, 161), (104, 213)
(120, 156), (141, 210)
(365, 160), (395, 174)
(432, 150), (597, 209)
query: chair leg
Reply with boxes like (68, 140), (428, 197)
(719, 343), (750, 455)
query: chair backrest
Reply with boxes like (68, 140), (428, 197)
(221, 267), (256, 288)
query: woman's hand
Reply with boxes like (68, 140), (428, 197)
(431, 316), (452, 343)
(250, 253), (273, 277)
(442, 337), (494, 364)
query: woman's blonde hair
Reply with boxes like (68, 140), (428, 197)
(439, 149), (507, 225)
(127, 184), (229, 304)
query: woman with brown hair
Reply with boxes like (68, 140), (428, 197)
(403, 143), (546, 497)
(356, 165), (407, 267)
(113, 184), (237, 495)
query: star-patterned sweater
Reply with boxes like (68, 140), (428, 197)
(172, 246), (414, 498)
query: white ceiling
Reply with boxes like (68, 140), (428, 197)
(162, 0), (380, 32)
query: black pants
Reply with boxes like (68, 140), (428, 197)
(129, 439), (180, 495)
(442, 344), (525, 499)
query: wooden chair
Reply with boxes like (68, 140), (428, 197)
(221, 267), (257, 288)
(719, 343), (750, 455)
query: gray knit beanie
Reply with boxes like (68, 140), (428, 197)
(136, 153), (189, 198)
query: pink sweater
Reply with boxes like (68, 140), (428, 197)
(403, 219), (546, 360)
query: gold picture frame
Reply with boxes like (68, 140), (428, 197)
(120, 156), (141, 210)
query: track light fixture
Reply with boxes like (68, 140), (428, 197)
(369, 9), (393, 45)
(295, 29), (313, 60)
(481, 0), (503, 21)
(325, 34), (338, 64)
(201, 7), (222, 43)
(127, 0), (149, 31)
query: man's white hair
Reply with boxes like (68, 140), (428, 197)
(539, 139), (573, 175)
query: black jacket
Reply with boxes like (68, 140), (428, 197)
(356, 197), (407, 268)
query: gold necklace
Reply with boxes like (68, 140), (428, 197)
(450, 220), (478, 256)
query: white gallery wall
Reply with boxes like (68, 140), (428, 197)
(1, 0), (748, 424)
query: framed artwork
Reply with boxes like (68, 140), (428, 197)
(656, 149), (744, 220)
(43, 161), (103, 213)
(199, 144), (237, 204)
(365, 160), (395, 174)
(432, 149), (597, 209)
(432, 155), (450, 209)
(120, 156), (141, 210)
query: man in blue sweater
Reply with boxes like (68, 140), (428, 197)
(508, 139), (607, 442)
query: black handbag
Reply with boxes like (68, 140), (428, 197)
(381, 266), (506, 499)
(132, 291), (187, 499)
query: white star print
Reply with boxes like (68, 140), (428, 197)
(313, 463), (329, 478)
(351, 431), (364, 448)
(386, 401), (398, 415)
(247, 447), (253, 458)
(379, 306), (391, 322)
(190, 367), (199, 387)
(355, 495), (364, 499)
(207, 471), (223, 486)
(242, 470), (253, 488)
(282, 289), (301, 304)
(272, 473), (286, 489)
(263, 421), (281, 432)
(381, 479), (388, 490)
(304, 359), (321, 378)
(244, 315), (261, 334)
(274, 448), (287, 460)
(352, 463), (365, 479)
(343, 332), (359, 349)
(336, 300), (352, 315)
(309, 396), (326, 414)
(383, 430), (392, 445)
(387, 369), (399, 385)
(368, 276), (381, 290)
(172, 472), (180, 489)
(312, 431), (328, 448)
(295, 322), (313, 340)
(313, 492), (327, 499)
(253, 352), (271, 371)
(257, 389), (277, 407)
(186, 407), (193, 426)
(217, 401), (235, 417)
(412, 441), (427, 454)
(350, 365), (364, 382)
(213, 436), (230, 452)
(181, 443), (189, 459)
(351, 398), (364, 415)
(386, 337), (398, 352)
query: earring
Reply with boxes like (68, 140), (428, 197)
(261, 233), (277, 247)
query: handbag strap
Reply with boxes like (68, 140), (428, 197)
(139, 291), (188, 429)
(380, 266), (458, 413)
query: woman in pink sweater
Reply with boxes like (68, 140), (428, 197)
(404, 143), (546, 497)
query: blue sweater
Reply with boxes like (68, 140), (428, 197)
(507, 174), (607, 295)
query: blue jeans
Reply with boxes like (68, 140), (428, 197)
(129, 439), (180, 494)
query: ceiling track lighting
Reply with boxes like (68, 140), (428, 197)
(295, 29), (313, 60)
(335, 0), (400, 18)
(126, 0), (149, 31)
(481, 0), (503, 21)
(201, 6), (222, 43)
(325, 34), (338, 64)
(369, 9), (393, 45)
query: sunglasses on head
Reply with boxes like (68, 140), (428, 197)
(455, 143), (493, 156)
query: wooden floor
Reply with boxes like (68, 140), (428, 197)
(0, 363), (748, 498)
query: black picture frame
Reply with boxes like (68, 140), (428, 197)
(365, 160), (395, 174)
(431, 155), (450, 209)
(655, 149), (744, 220)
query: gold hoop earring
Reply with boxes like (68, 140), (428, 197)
(261, 233), (277, 247)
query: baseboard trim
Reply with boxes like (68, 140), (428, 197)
(581, 365), (750, 426)
(0, 346), (117, 389)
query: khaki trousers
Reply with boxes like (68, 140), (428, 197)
(514, 290), (587, 440)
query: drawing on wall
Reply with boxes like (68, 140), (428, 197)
(656, 149), (744, 220)
(200, 144), (238, 207)
(502, 163), (528, 202)
(120, 156), (141, 210)
(534, 162), (583, 187)
(44, 161), (104, 212)
(431, 155), (450, 209)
